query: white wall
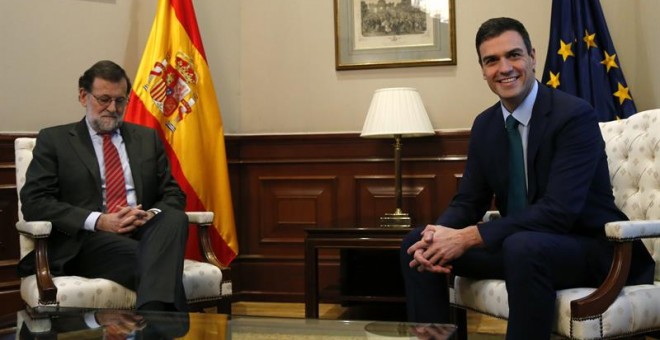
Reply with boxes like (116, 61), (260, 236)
(237, 0), (552, 133)
(1, 0), (658, 134)
(0, 0), (141, 131)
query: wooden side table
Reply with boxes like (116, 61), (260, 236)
(304, 227), (411, 318)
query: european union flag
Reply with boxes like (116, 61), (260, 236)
(541, 0), (636, 121)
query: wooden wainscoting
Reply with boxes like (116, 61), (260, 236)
(226, 132), (469, 302)
(0, 131), (469, 312)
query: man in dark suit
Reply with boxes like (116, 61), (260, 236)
(18, 60), (189, 312)
(400, 18), (654, 339)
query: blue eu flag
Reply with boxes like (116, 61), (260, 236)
(541, 0), (636, 121)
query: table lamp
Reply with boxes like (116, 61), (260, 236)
(360, 87), (435, 227)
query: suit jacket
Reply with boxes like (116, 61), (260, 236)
(18, 119), (186, 277)
(436, 83), (654, 285)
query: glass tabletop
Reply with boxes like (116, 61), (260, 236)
(16, 309), (456, 339)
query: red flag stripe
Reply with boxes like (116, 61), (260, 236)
(169, 0), (206, 60)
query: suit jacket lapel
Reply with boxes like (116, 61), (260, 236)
(527, 84), (552, 201)
(121, 124), (144, 203)
(69, 119), (103, 193)
(490, 105), (510, 196)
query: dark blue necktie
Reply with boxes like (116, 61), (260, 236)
(506, 115), (526, 214)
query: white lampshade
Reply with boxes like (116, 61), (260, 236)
(360, 87), (435, 138)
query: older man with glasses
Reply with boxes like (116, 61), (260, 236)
(17, 60), (189, 313)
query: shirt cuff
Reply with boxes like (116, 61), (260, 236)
(85, 212), (102, 232)
(84, 312), (101, 328)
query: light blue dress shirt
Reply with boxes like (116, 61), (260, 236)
(500, 80), (539, 188)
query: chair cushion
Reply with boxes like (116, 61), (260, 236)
(181, 259), (224, 302)
(22, 259), (223, 309)
(450, 277), (509, 319)
(452, 276), (660, 339)
(21, 275), (135, 309)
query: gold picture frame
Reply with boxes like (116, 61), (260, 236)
(334, 0), (456, 70)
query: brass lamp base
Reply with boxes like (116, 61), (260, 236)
(380, 212), (411, 228)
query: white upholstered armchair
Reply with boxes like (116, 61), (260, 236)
(14, 137), (232, 314)
(450, 109), (660, 339)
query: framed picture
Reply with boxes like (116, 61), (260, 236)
(334, 0), (456, 70)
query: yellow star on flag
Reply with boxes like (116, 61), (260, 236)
(583, 30), (597, 49)
(613, 82), (632, 105)
(557, 40), (575, 61)
(601, 51), (619, 72)
(546, 71), (560, 88)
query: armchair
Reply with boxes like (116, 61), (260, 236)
(450, 109), (660, 339)
(14, 137), (232, 314)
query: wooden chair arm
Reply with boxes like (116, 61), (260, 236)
(194, 222), (233, 301)
(34, 238), (58, 305)
(186, 212), (230, 268)
(570, 242), (632, 318)
(195, 222), (228, 270)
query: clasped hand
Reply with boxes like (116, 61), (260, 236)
(96, 204), (155, 234)
(407, 224), (481, 274)
(95, 310), (146, 339)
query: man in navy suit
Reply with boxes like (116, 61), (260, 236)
(400, 17), (654, 339)
(18, 60), (189, 312)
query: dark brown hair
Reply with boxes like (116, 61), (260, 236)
(78, 60), (132, 95)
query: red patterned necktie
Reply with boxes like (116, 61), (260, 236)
(102, 134), (128, 213)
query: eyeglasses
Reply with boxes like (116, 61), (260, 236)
(89, 93), (129, 108)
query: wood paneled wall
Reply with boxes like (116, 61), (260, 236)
(0, 131), (468, 309)
(227, 132), (468, 301)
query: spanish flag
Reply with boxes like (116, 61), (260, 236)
(125, 0), (237, 265)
